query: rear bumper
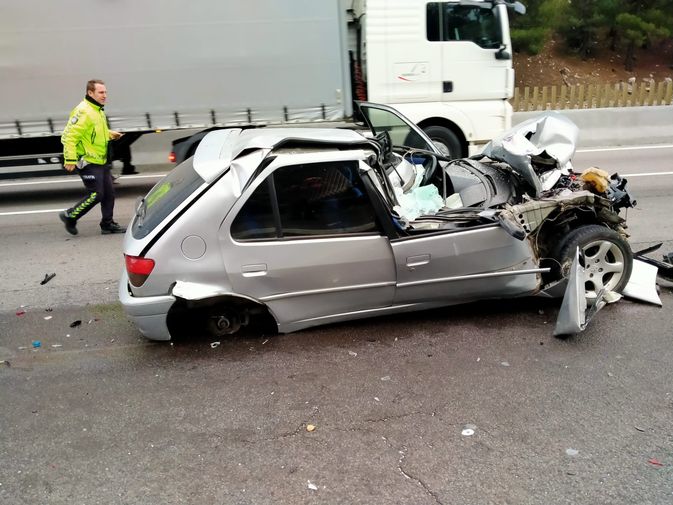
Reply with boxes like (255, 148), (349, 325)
(119, 271), (175, 341)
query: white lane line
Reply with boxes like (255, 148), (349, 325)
(0, 208), (65, 216)
(577, 144), (673, 153)
(622, 171), (673, 177)
(0, 174), (165, 188)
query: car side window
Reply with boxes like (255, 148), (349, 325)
(426, 2), (501, 49)
(231, 160), (380, 240)
(230, 178), (276, 240)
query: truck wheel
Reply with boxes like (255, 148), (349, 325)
(556, 225), (633, 298)
(422, 126), (463, 159)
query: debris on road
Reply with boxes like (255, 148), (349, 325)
(306, 424), (316, 432)
(44, 316), (52, 321)
(348, 351), (357, 357)
(566, 448), (579, 457)
(210, 341), (221, 349)
(462, 424), (476, 436)
(634, 426), (645, 432)
(40, 273), (56, 285)
(380, 375), (391, 381)
(16, 310), (26, 317)
(32, 340), (41, 348)
(69, 320), (82, 328)
(501, 361), (510, 367)
(51, 344), (62, 348)
(648, 458), (664, 467)
(307, 481), (318, 491)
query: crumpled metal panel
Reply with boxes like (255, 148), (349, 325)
(482, 112), (579, 197)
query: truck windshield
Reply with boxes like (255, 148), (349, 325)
(131, 160), (206, 240)
(426, 2), (502, 49)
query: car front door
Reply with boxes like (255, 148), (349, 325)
(357, 101), (541, 305)
(220, 151), (396, 330)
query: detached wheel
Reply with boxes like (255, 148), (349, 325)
(557, 225), (633, 298)
(422, 126), (463, 159)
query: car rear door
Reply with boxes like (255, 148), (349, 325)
(219, 151), (396, 328)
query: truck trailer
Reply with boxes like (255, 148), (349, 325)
(0, 0), (524, 171)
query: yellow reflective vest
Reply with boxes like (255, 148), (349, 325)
(61, 97), (110, 165)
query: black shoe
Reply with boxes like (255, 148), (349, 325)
(121, 166), (139, 175)
(59, 211), (78, 235)
(101, 221), (127, 234)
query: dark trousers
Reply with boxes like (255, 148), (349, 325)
(66, 163), (115, 226)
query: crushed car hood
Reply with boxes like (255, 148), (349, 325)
(481, 113), (579, 197)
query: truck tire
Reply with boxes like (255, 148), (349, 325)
(556, 225), (633, 298)
(422, 126), (463, 159)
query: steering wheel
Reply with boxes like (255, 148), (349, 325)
(420, 153), (438, 185)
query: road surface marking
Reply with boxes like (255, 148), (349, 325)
(577, 144), (673, 153)
(0, 174), (165, 188)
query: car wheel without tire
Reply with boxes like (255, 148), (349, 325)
(557, 224), (633, 298)
(206, 307), (243, 337)
(423, 126), (463, 159)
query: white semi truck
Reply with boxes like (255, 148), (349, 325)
(0, 0), (524, 171)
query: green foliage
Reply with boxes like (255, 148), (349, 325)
(511, 27), (548, 55)
(518, 0), (673, 68)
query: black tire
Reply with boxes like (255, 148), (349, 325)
(422, 126), (463, 159)
(556, 224), (633, 297)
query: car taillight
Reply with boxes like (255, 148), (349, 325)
(125, 254), (155, 287)
(168, 151), (176, 163)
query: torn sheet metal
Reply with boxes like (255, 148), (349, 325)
(633, 243), (673, 282)
(554, 248), (608, 336)
(622, 259), (663, 306)
(482, 113), (579, 198)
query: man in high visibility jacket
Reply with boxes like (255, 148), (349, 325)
(59, 79), (126, 235)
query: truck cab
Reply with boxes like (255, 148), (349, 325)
(353, 0), (524, 157)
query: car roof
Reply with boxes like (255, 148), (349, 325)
(193, 127), (370, 183)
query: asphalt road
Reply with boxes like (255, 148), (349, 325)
(0, 144), (672, 504)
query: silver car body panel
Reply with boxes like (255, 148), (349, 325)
(219, 150), (397, 327)
(118, 271), (174, 341)
(193, 127), (370, 184)
(391, 225), (540, 304)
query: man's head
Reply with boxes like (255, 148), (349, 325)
(86, 79), (107, 105)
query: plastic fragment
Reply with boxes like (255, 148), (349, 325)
(32, 341), (41, 348)
(210, 341), (221, 349)
(648, 458), (664, 467)
(380, 376), (391, 381)
(51, 344), (62, 348)
(501, 361), (510, 367)
(348, 351), (357, 357)
(306, 424), (316, 432)
(307, 481), (318, 491)
(16, 310), (26, 317)
(462, 424), (477, 437)
(69, 320), (82, 328)
(566, 448), (579, 457)
(40, 273), (56, 285)
(44, 316), (52, 321)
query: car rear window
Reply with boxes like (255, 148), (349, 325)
(132, 160), (206, 239)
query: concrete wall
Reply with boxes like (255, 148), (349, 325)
(513, 106), (673, 148)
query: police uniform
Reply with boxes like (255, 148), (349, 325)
(60, 95), (123, 234)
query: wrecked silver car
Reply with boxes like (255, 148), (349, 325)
(120, 102), (635, 341)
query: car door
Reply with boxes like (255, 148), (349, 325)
(357, 102), (541, 305)
(220, 150), (396, 327)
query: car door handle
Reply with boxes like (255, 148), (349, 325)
(241, 264), (268, 277)
(406, 254), (430, 269)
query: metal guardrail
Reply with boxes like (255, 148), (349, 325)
(512, 80), (673, 112)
